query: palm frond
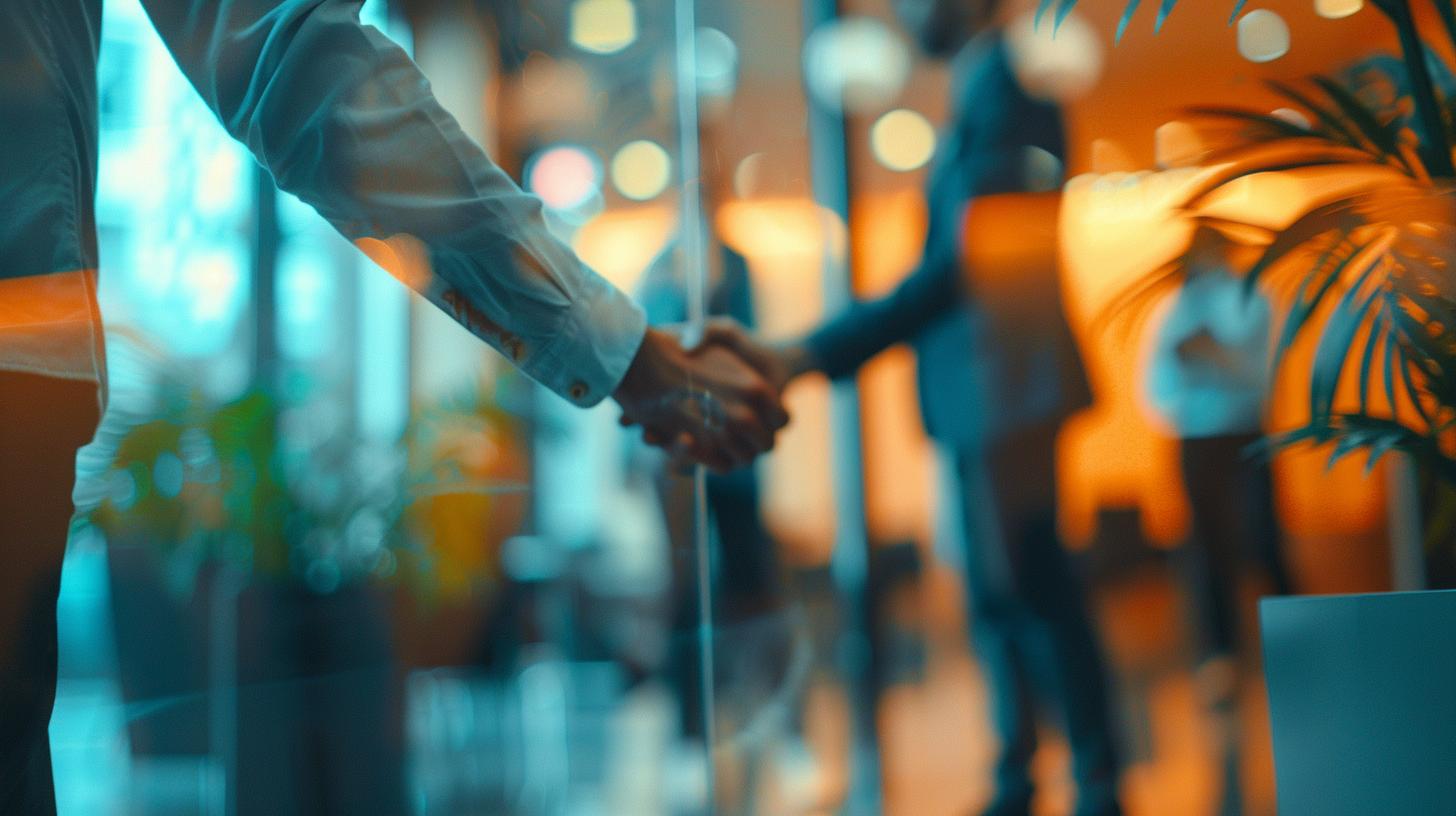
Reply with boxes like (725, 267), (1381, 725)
(1088, 257), (1184, 343)
(1184, 106), (1315, 142)
(1266, 414), (1456, 484)
(1307, 76), (1420, 176)
(1114, 0), (1143, 43)
(1153, 0), (1179, 33)
(1035, 0), (1059, 29)
(1099, 67), (1456, 482)
(1309, 242), (1389, 419)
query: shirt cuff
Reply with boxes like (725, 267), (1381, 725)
(530, 275), (648, 408)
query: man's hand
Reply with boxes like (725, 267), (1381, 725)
(693, 317), (817, 393)
(614, 328), (790, 473)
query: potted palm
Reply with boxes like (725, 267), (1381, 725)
(1050, 0), (1456, 809)
(1072, 0), (1456, 555)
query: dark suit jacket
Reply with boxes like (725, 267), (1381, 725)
(804, 32), (1091, 448)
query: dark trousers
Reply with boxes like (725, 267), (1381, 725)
(0, 372), (101, 816)
(956, 423), (1120, 815)
(664, 472), (782, 740)
(1179, 433), (1294, 661)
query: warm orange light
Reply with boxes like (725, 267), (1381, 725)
(1057, 165), (1393, 549)
(1237, 10), (1291, 63)
(569, 204), (675, 293)
(0, 269), (104, 382)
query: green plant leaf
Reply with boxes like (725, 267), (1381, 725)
(1035, 0), (1059, 29)
(1116, 0), (1143, 43)
(1154, 0), (1179, 32)
(1054, 0), (1080, 31)
(1274, 246), (1348, 369)
(1185, 106), (1315, 141)
(1389, 308), (1438, 426)
(1267, 79), (1370, 153)
(1311, 254), (1385, 418)
(1384, 305), (1401, 418)
(1089, 258), (1184, 343)
(1181, 147), (1380, 209)
(1309, 75), (1417, 175)
(1227, 0), (1249, 25)
(1244, 202), (1361, 288)
(1267, 414), (1456, 483)
(1358, 305), (1389, 416)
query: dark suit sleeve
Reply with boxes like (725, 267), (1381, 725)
(802, 152), (1017, 381)
(804, 41), (1065, 381)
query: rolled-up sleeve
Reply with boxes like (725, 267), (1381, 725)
(139, 0), (645, 406)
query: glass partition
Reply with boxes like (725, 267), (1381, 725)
(54, 0), (1080, 813)
(48, 1), (1406, 814)
(57, 0), (776, 813)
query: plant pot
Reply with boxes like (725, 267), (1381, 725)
(1261, 589), (1456, 815)
(106, 538), (407, 815)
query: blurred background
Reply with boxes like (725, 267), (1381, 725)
(50, 0), (1435, 814)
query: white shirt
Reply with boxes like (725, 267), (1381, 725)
(1143, 265), (1272, 438)
(0, 0), (645, 408)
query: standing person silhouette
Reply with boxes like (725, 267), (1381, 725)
(1143, 225), (1296, 816)
(0, 2), (788, 812)
(694, 1), (1123, 813)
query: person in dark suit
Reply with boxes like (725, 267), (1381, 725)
(698, 1), (1122, 813)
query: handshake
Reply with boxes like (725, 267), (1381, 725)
(612, 319), (816, 472)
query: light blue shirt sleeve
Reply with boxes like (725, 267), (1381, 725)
(137, 0), (646, 407)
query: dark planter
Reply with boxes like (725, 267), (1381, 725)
(1261, 589), (1456, 816)
(106, 537), (406, 815)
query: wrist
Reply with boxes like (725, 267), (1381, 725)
(614, 328), (678, 407)
(776, 340), (818, 382)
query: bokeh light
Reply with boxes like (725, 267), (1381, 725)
(610, 139), (671, 201)
(1006, 10), (1104, 102)
(734, 152), (766, 198)
(803, 17), (911, 113)
(695, 27), (739, 99)
(1154, 121), (1205, 169)
(1023, 145), (1065, 192)
(870, 109), (936, 172)
(1315, 0), (1363, 19)
(1237, 9), (1290, 63)
(569, 0), (637, 55)
(1089, 138), (1136, 173)
(1271, 107), (1312, 130)
(526, 145), (603, 211)
(517, 54), (596, 127)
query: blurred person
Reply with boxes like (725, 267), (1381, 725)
(1143, 225), (1295, 815)
(694, 0), (1125, 813)
(632, 107), (802, 815)
(0, 1), (788, 812)
(637, 239), (790, 815)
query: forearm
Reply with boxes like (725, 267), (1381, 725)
(803, 253), (961, 380)
(142, 0), (644, 406)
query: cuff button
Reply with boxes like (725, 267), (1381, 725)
(569, 381), (589, 401)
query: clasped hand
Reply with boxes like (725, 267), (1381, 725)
(613, 322), (803, 472)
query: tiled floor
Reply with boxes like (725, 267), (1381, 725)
(869, 562), (1277, 816)
(51, 547), (1278, 815)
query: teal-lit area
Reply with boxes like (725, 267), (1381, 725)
(5, 0), (1456, 815)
